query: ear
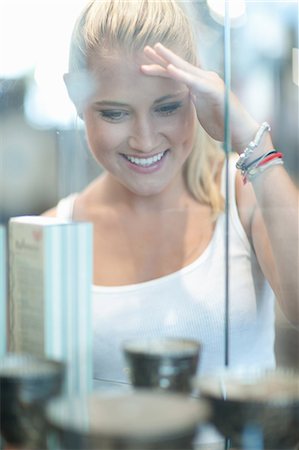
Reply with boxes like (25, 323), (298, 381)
(63, 71), (96, 118)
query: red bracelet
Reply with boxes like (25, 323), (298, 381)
(257, 152), (283, 167)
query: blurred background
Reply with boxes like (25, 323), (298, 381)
(0, 0), (298, 365)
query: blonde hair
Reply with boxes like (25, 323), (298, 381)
(69, 0), (224, 217)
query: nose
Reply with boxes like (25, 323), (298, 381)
(128, 116), (161, 153)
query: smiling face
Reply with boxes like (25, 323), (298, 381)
(81, 50), (197, 197)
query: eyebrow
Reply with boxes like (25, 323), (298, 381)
(153, 93), (184, 104)
(92, 92), (185, 108)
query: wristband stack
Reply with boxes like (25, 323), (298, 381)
(236, 122), (284, 184)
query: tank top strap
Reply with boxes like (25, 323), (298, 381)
(220, 152), (238, 211)
(220, 153), (251, 252)
(56, 193), (78, 220)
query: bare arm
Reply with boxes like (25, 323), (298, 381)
(236, 149), (299, 325)
(249, 146), (299, 324)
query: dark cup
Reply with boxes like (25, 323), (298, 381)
(46, 390), (210, 450)
(123, 337), (201, 393)
(193, 369), (299, 449)
(0, 353), (65, 449)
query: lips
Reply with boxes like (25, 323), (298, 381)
(122, 150), (169, 167)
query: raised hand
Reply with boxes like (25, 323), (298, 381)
(141, 43), (259, 153)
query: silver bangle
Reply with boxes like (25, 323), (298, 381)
(236, 122), (271, 170)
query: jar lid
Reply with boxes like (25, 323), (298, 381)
(194, 369), (299, 403)
(123, 337), (201, 358)
(47, 390), (210, 441)
(0, 353), (64, 380)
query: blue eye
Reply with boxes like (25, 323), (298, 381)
(155, 102), (183, 116)
(99, 110), (129, 122)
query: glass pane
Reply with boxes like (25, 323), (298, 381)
(229, 0), (299, 373)
(1, 1), (299, 447)
(0, 0), (91, 224)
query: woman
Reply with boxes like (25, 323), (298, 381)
(45, 0), (298, 388)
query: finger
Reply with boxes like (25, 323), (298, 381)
(141, 62), (205, 103)
(143, 46), (168, 67)
(153, 43), (199, 76)
(165, 64), (203, 90)
(145, 43), (210, 84)
(141, 61), (203, 92)
(140, 63), (170, 78)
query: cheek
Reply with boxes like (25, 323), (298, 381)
(169, 106), (196, 148)
(85, 120), (125, 160)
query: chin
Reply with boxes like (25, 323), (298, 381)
(125, 181), (168, 198)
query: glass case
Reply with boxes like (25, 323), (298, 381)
(1, 1), (298, 448)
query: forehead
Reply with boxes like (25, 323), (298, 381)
(87, 50), (188, 101)
(89, 49), (146, 82)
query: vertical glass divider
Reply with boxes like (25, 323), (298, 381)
(224, 0), (231, 368)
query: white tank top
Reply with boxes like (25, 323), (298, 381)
(57, 154), (275, 389)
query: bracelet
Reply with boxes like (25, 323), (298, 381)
(236, 122), (271, 170)
(257, 152), (283, 167)
(239, 149), (278, 183)
(243, 154), (284, 183)
(242, 149), (277, 172)
(243, 158), (284, 184)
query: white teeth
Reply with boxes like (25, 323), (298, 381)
(125, 151), (166, 167)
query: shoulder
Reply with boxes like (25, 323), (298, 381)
(41, 193), (79, 220)
(40, 176), (105, 220)
(70, 175), (114, 222)
(41, 207), (58, 217)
